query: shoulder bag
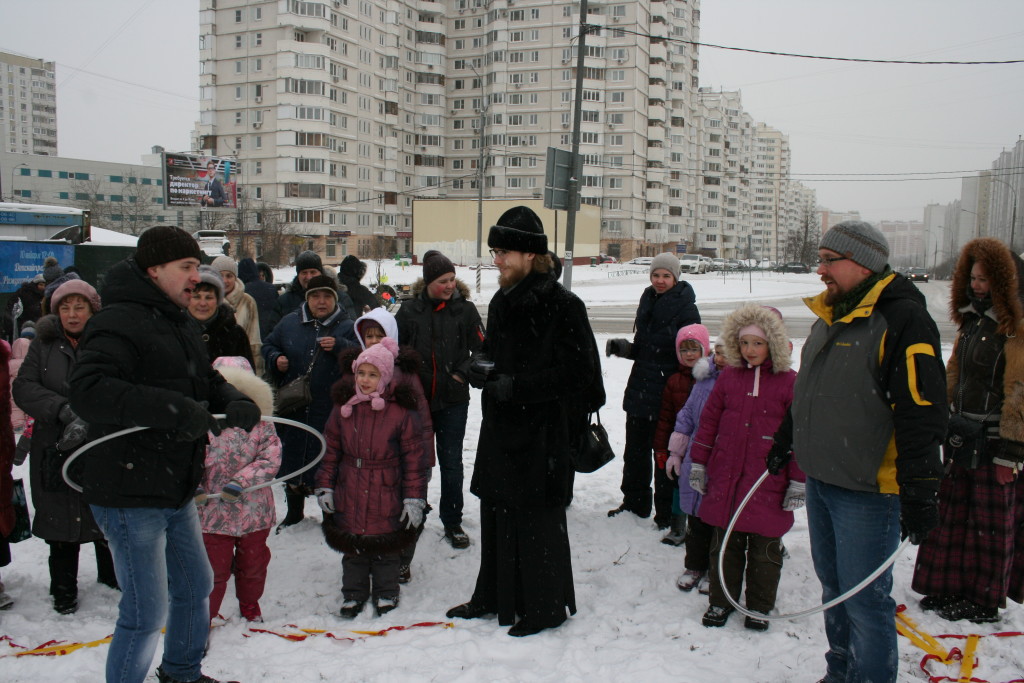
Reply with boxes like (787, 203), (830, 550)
(274, 347), (320, 416)
(575, 412), (616, 474)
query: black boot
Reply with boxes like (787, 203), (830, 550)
(276, 487), (305, 533)
(48, 541), (80, 615)
(661, 514), (687, 546)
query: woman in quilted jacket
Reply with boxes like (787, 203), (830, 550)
(197, 355), (280, 623)
(315, 338), (430, 620)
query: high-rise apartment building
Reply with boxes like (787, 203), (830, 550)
(195, 0), (701, 261)
(0, 50), (57, 156)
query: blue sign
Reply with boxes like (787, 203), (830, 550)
(0, 242), (75, 293)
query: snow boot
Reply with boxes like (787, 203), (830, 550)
(744, 611), (770, 631)
(920, 594), (956, 612)
(155, 667), (240, 683)
(398, 564), (411, 584)
(444, 525), (470, 549)
(937, 598), (999, 624)
(374, 596), (399, 617)
(661, 514), (687, 546)
(701, 605), (734, 627)
(339, 600), (366, 619)
(676, 569), (705, 592)
(276, 488), (305, 533)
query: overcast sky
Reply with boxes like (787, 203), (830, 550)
(1, 0), (1022, 222)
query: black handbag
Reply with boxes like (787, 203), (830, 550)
(274, 348), (319, 416)
(575, 412), (616, 473)
(944, 413), (989, 470)
(5, 479), (32, 543)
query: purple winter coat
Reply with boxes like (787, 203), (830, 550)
(316, 381), (430, 554)
(672, 356), (721, 516)
(689, 359), (803, 538)
(197, 358), (281, 537)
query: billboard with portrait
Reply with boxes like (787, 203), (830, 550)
(163, 152), (238, 209)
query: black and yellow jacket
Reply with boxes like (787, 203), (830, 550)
(792, 272), (947, 499)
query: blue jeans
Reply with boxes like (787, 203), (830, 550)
(432, 403), (468, 528)
(91, 503), (214, 683)
(806, 478), (900, 683)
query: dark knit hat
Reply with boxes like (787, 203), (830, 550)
(294, 250), (323, 274)
(422, 250), (455, 285)
(135, 225), (202, 270)
(43, 256), (64, 284)
(487, 206), (548, 255)
(305, 274), (338, 300)
(44, 271), (82, 303)
(820, 221), (889, 274)
(196, 265), (225, 303)
(339, 254), (367, 280)
(51, 279), (102, 313)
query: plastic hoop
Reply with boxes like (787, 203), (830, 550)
(717, 469), (910, 621)
(61, 414), (327, 499)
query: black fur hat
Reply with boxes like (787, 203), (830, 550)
(294, 250), (323, 274)
(487, 206), (548, 255)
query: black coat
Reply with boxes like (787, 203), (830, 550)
(338, 273), (380, 314)
(622, 281), (701, 419)
(395, 279), (484, 412)
(471, 271), (599, 508)
(194, 304), (255, 368)
(67, 259), (251, 509)
(12, 315), (103, 542)
(238, 258), (279, 340)
(3, 281), (44, 341)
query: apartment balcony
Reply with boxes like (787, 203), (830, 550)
(648, 104), (666, 125)
(649, 43), (668, 64)
(417, 0), (445, 16)
(646, 187), (665, 204)
(647, 126), (666, 143)
(646, 146), (666, 165)
(648, 83), (667, 102)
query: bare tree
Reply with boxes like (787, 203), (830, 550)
(248, 201), (298, 266)
(68, 170), (159, 236)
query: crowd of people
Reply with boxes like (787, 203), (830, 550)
(1, 217), (1023, 683)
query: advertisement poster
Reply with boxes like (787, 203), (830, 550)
(0, 242), (75, 293)
(163, 153), (238, 209)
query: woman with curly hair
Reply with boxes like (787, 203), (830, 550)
(912, 237), (1024, 623)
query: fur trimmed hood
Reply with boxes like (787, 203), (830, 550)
(720, 302), (792, 373)
(950, 237), (1024, 335)
(33, 314), (65, 344)
(214, 361), (275, 416)
(321, 519), (418, 555)
(409, 277), (472, 301)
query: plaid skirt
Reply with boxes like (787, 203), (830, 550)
(911, 462), (1018, 608)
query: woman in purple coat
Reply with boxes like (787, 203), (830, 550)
(688, 303), (804, 631)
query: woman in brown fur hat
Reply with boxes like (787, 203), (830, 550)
(912, 237), (1024, 623)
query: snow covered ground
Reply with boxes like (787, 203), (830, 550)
(2, 265), (1022, 682)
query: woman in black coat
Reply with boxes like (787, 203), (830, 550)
(188, 266), (254, 367)
(337, 255), (380, 314)
(12, 280), (117, 614)
(606, 253), (700, 527)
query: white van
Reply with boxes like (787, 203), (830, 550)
(191, 229), (229, 257)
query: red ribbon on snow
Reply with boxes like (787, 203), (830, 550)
(243, 620), (453, 643)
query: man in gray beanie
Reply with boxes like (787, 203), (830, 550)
(764, 220), (946, 683)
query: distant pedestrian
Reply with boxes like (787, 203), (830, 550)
(338, 255), (380, 314)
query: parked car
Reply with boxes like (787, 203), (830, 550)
(726, 259), (743, 271)
(906, 267), (931, 282)
(679, 253), (708, 274)
(777, 262), (811, 274)
(191, 229), (229, 257)
(757, 259), (776, 271)
(628, 256), (653, 266)
(710, 258), (727, 272)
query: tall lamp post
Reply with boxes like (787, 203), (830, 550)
(991, 177), (1019, 253)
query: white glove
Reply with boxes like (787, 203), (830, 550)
(668, 431), (690, 458)
(399, 498), (426, 529)
(665, 454), (683, 480)
(782, 481), (806, 511)
(688, 463), (707, 496)
(315, 487), (335, 513)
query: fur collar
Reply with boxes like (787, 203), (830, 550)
(720, 302), (792, 373)
(216, 365), (275, 415)
(34, 314), (66, 344)
(950, 237), (1024, 335)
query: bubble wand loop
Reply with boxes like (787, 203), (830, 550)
(717, 469), (911, 621)
(62, 415), (327, 498)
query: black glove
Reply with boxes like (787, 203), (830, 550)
(765, 441), (792, 476)
(225, 400), (261, 432)
(899, 498), (939, 545)
(59, 403), (77, 425)
(487, 374), (514, 402)
(606, 338), (632, 358)
(178, 400), (221, 441)
(466, 354), (494, 389)
(57, 417), (90, 452)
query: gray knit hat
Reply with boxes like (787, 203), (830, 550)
(820, 221), (889, 274)
(650, 252), (680, 280)
(196, 265), (225, 303)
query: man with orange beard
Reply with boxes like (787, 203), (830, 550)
(446, 206), (600, 637)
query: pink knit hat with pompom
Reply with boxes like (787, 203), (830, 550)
(341, 337), (399, 416)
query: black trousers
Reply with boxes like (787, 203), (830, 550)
(708, 527), (783, 613)
(47, 539), (117, 599)
(620, 415), (673, 520)
(342, 551), (401, 601)
(469, 500), (575, 629)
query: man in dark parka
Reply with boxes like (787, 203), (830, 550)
(446, 206), (598, 637)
